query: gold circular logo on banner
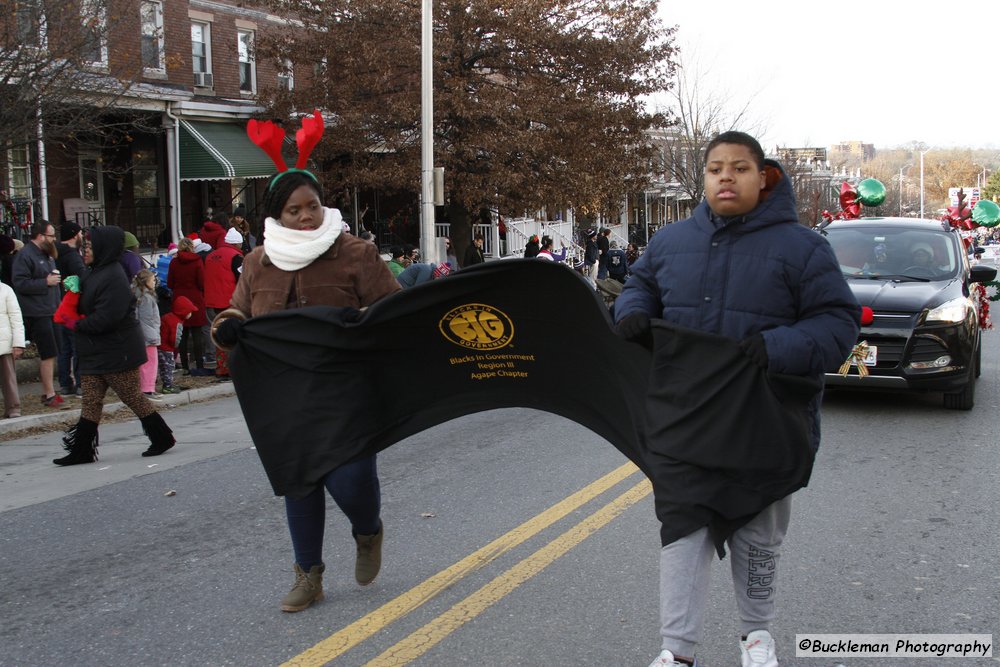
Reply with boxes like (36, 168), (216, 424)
(439, 303), (514, 350)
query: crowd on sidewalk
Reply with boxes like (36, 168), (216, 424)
(0, 212), (255, 421)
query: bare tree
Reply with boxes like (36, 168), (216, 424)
(653, 51), (767, 204)
(921, 151), (988, 214)
(257, 0), (677, 256)
(0, 0), (161, 157)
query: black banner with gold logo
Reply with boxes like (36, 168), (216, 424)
(229, 259), (818, 548)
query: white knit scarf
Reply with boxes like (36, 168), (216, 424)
(263, 206), (342, 271)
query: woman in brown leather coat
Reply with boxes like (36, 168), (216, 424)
(212, 171), (400, 613)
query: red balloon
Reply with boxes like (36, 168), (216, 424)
(838, 182), (861, 219)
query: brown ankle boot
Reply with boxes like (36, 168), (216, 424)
(280, 563), (324, 612)
(354, 522), (383, 585)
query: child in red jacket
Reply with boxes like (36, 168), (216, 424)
(157, 295), (196, 394)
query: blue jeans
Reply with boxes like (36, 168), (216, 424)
(597, 259), (609, 280)
(284, 455), (381, 570)
(56, 324), (79, 391)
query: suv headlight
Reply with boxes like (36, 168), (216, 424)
(925, 297), (971, 324)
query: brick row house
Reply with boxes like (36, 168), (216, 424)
(1, 0), (304, 246)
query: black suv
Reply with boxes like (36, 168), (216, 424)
(822, 217), (996, 409)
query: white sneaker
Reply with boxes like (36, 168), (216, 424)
(648, 649), (697, 667)
(740, 629), (778, 667)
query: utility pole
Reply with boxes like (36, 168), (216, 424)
(419, 0), (437, 264)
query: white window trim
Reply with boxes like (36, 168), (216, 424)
(140, 0), (166, 74)
(278, 58), (294, 91)
(314, 56), (328, 78)
(6, 144), (32, 200)
(238, 29), (256, 94)
(16, 1), (44, 48)
(191, 20), (213, 83)
(78, 152), (105, 206)
(81, 0), (108, 67)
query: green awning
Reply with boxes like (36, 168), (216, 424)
(178, 120), (277, 181)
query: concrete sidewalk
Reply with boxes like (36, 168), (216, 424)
(0, 378), (236, 439)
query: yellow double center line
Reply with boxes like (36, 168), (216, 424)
(282, 461), (649, 666)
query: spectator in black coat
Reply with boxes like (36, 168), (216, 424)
(12, 220), (62, 406)
(596, 227), (611, 279)
(463, 233), (485, 268)
(55, 222), (87, 395)
(53, 225), (176, 466)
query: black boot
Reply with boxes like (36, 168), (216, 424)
(54, 418), (100, 466)
(140, 412), (175, 457)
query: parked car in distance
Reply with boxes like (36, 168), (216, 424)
(822, 217), (997, 410)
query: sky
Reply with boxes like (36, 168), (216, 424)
(654, 1), (1000, 151)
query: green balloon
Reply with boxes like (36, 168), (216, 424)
(856, 178), (887, 207)
(972, 200), (1000, 227)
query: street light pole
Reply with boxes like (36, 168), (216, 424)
(919, 149), (931, 218)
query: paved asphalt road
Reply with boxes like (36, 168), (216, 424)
(2, 337), (1000, 666)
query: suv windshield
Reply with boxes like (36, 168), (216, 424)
(825, 226), (961, 280)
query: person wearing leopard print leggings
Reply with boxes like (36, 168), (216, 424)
(53, 225), (174, 466)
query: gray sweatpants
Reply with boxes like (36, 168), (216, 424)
(657, 496), (792, 657)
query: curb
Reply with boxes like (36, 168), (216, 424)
(0, 383), (236, 439)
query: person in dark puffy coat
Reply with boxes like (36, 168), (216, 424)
(615, 131), (860, 667)
(605, 240), (629, 283)
(53, 225), (175, 466)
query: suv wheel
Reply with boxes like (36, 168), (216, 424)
(943, 368), (976, 410)
(975, 338), (982, 378)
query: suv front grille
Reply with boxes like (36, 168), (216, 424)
(909, 337), (950, 362)
(851, 334), (950, 373)
(863, 336), (906, 369)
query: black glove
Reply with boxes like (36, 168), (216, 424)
(341, 307), (364, 324)
(615, 312), (652, 346)
(739, 333), (769, 369)
(213, 318), (243, 347)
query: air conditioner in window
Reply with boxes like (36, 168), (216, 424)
(193, 72), (214, 88)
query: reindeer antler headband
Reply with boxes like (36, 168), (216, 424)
(247, 109), (324, 189)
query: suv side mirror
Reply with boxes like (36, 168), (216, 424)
(969, 263), (997, 284)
